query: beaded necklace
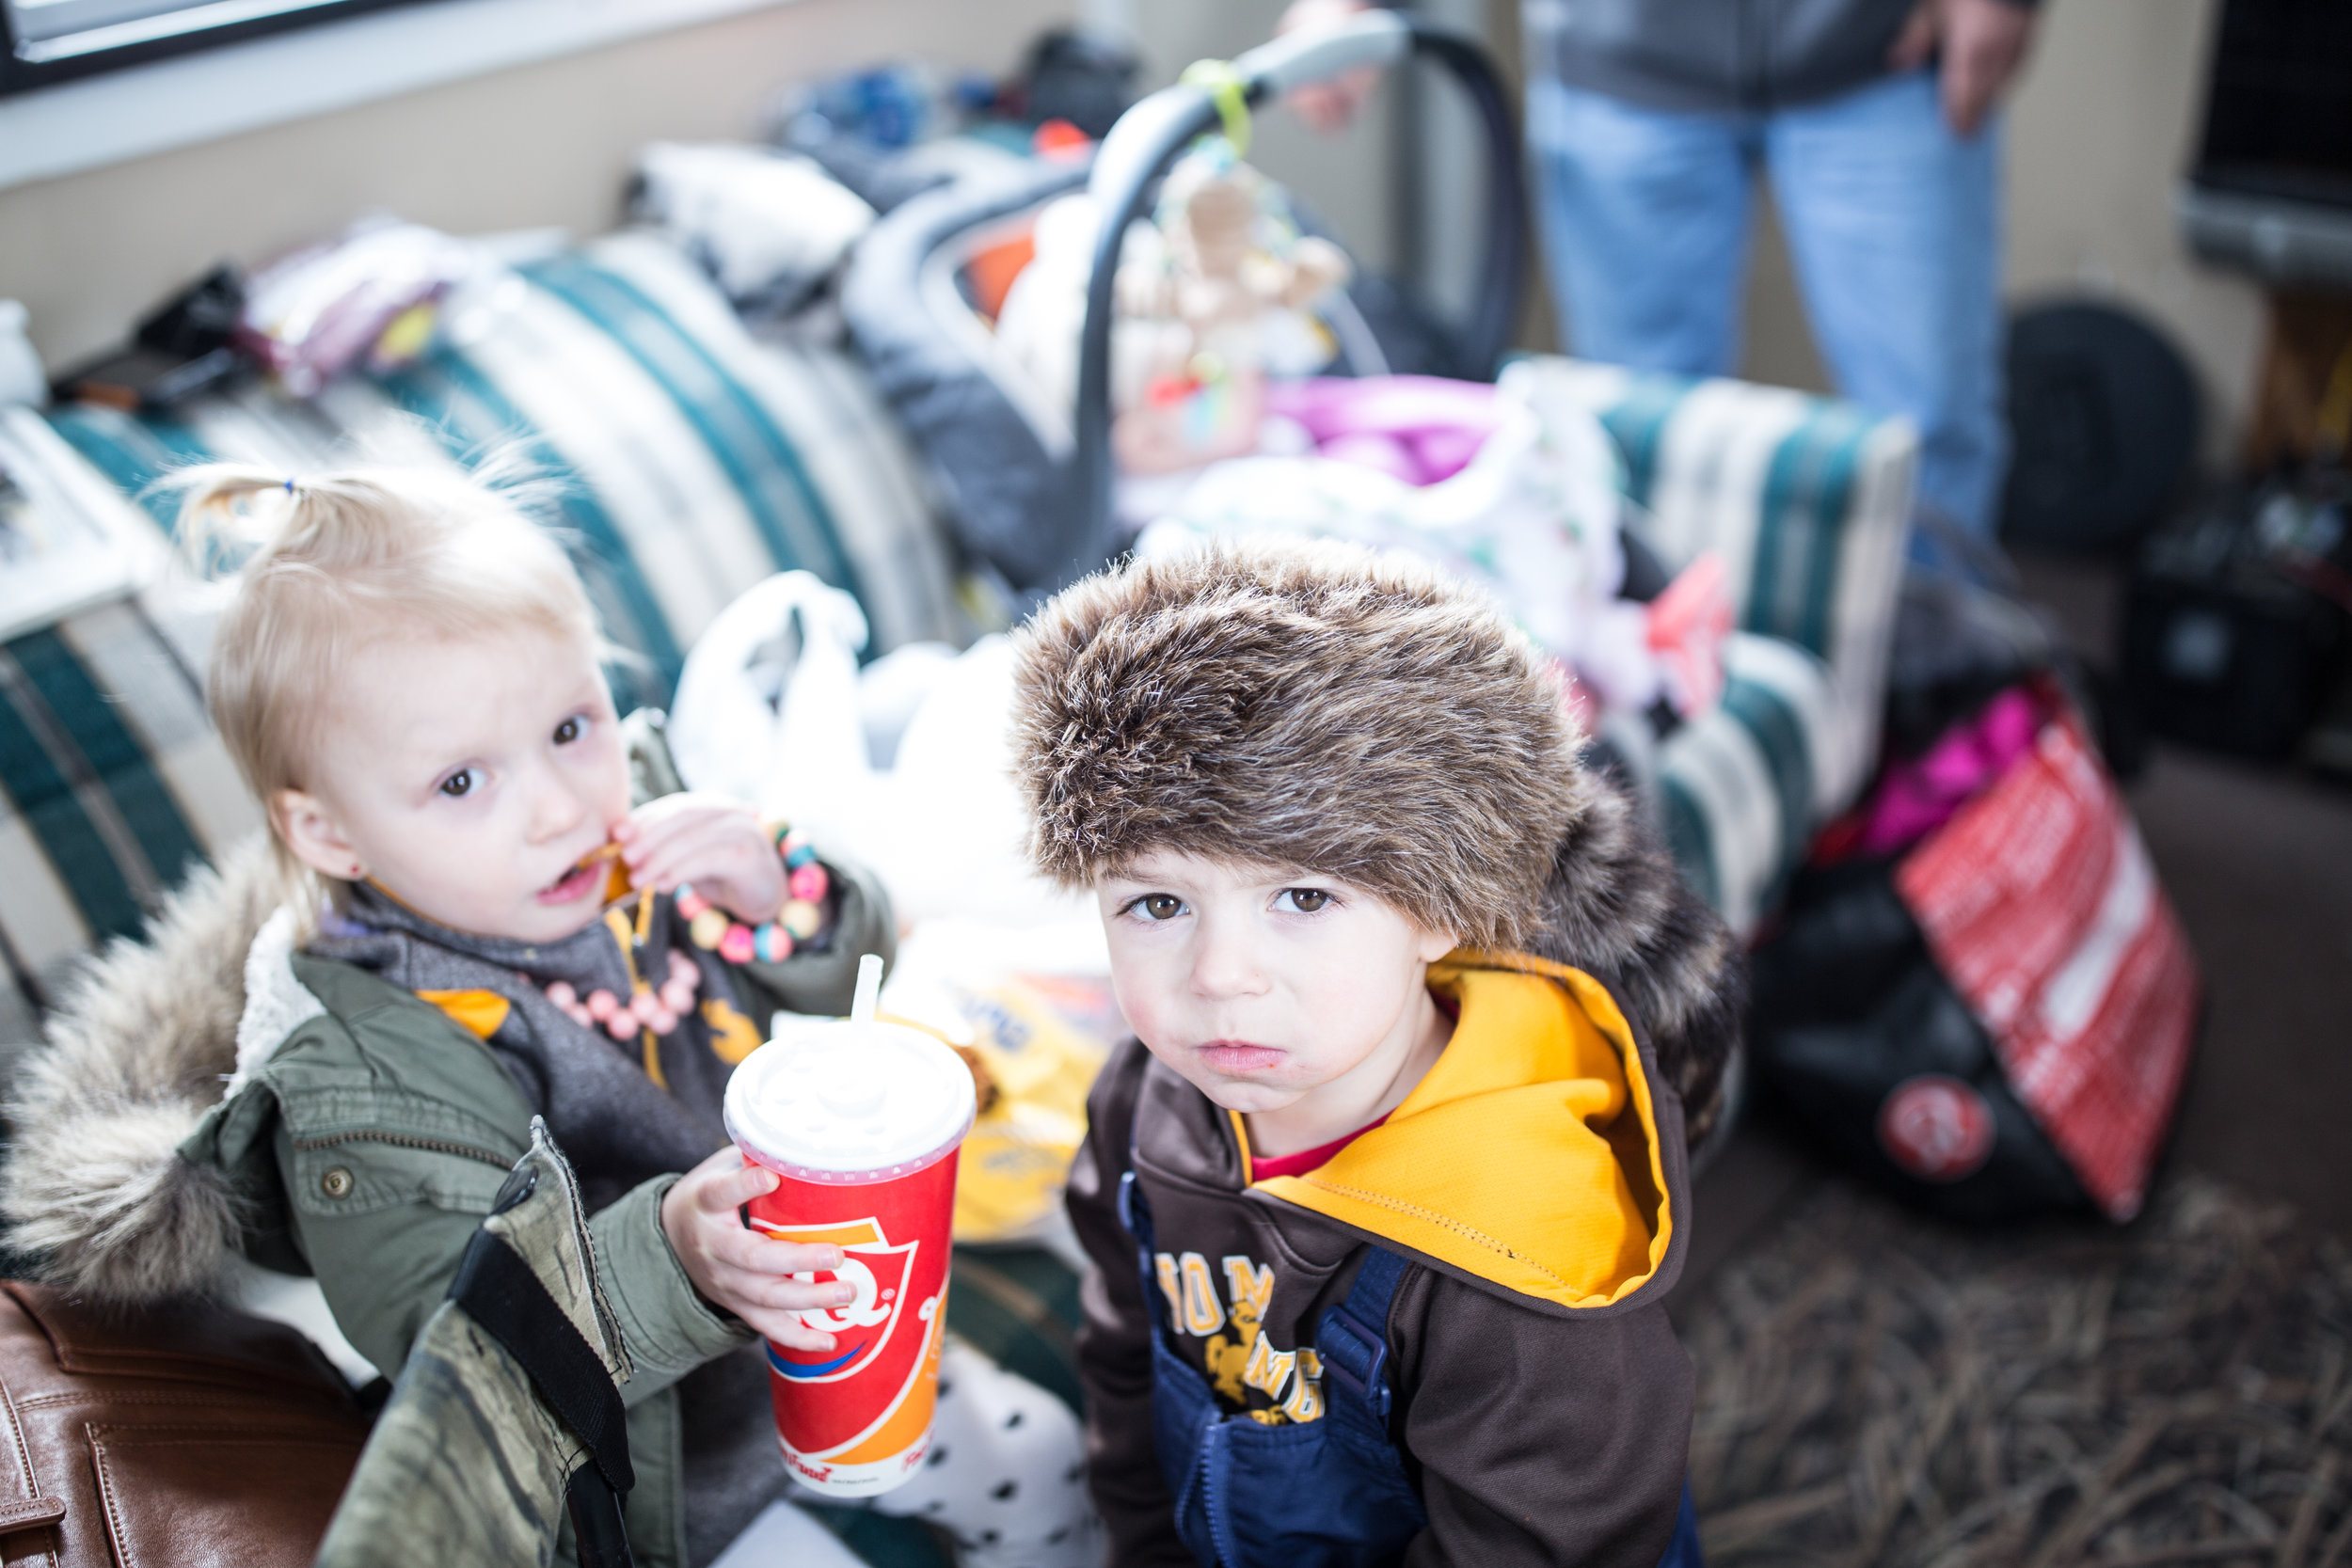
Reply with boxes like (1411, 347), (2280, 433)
(540, 825), (833, 1041)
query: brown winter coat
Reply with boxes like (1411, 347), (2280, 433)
(1071, 948), (1700, 1568)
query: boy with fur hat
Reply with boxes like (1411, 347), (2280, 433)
(1011, 538), (1740, 1566)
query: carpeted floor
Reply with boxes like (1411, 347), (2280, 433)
(1677, 1169), (2352, 1567)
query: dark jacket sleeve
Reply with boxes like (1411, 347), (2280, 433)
(1391, 1269), (1693, 1568)
(1066, 1040), (1194, 1568)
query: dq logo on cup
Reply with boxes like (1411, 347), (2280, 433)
(760, 1218), (919, 1383)
(744, 1152), (959, 1495)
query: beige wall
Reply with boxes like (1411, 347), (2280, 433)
(1744, 0), (2265, 459)
(2004, 0), (2262, 458)
(2, 0), (1072, 368)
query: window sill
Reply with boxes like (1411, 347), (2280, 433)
(0, 0), (799, 192)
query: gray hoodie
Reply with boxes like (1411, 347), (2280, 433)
(1522, 0), (2035, 116)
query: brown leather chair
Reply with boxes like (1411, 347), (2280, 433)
(0, 1279), (372, 1568)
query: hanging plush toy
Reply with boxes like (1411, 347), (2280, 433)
(1112, 140), (1352, 474)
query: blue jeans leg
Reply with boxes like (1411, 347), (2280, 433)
(1526, 76), (1756, 377)
(1765, 69), (2010, 537)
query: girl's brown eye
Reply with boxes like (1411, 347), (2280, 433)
(1286, 889), (1330, 913)
(553, 716), (582, 745)
(1141, 895), (1184, 921)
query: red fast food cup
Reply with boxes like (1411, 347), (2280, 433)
(723, 1014), (977, 1497)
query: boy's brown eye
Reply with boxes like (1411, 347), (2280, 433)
(1285, 889), (1330, 913)
(553, 716), (581, 745)
(1140, 895), (1184, 921)
(439, 768), (475, 799)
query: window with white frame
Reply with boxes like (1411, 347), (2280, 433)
(1, 0), (426, 93)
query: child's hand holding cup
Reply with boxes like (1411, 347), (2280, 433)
(717, 956), (977, 1497)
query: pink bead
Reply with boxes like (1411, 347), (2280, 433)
(718, 924), (755, 965)
(642, 1006), (675, 1035)
(668, 949), (698, 982)
(675, 887), (711, 920)
(546, 981), (577, 1008)
(787, 863), (829, 903)
(660, 979), (695, 1013)
(605, 1012), (638, 1041)
(585, 990), (619, 1022)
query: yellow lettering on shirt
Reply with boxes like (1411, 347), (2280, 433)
(1222, 1256), (1274, 1323)
(1281, 1348), (1325, 1423)
(1156, 1245), (1323, 1422)
(1242, 1332), (1296, 1402)
(1179, 1252), (1227, 1336)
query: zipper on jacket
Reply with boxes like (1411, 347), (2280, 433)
(291, 1129), (518, 1170)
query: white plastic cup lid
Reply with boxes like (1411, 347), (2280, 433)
(724, 1017), (977, 1183)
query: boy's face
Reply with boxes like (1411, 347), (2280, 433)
(276, 626), (630, 945)
(1097, 848), (1457, 1123)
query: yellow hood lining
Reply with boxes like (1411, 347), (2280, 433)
(1248, 950), (1676, 1310)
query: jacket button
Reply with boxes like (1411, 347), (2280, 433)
(320, 1167), (355, 1199)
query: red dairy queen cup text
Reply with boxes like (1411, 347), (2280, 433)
(743, 1148), (961, 1493)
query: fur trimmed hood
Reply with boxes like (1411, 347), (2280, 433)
(2, 834), (279, 1304)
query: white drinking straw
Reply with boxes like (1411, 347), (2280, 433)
(850, 953), (883, 1027)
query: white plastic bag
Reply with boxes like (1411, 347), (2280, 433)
(666, 572), (1091, 931)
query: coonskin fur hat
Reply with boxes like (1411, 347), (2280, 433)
(1011, 538), (1590, 953)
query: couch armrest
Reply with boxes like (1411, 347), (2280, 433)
(1503, 356), (1915, 774)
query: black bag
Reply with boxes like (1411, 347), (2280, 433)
(2122, 478), (2351, 758)
(1750, 859), (2092, 1224)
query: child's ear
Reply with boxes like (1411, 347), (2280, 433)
(273, 788), (366, 881)
(1416, 925), (1460, 963)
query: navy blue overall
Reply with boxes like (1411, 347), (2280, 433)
(1120, 1170), (1705, 1568)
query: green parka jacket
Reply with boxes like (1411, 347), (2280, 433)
(8, 715), (891, 1568)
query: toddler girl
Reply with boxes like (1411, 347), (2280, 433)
(148, 463), (1087, 1567)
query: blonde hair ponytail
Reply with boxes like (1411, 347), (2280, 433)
(172, 460), (601, 905)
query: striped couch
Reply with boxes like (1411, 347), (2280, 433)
(1505, 357), (1915, 938)
(0, 232), (965, 1042)
(0, 253), (1915, 1040)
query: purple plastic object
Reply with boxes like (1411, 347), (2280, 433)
(1859, 687), (2043, 857)
(1263, 375), (1503, 487)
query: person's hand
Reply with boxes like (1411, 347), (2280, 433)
(1889, 0), (2040, 137)
(613, 794), (786, 925)
(660, 1147), (849, 1350)
(1278, 0), (1382, 133)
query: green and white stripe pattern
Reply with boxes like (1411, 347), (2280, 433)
(1505, 356), (1913, 933)
(6, 234), (962, 1027)
(1658, 633), (1848, 937)
(0, 413), (262, 1036)
(1503, 356), (1914, 779)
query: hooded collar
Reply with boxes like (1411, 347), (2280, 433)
(1244, 952), (1681, 1312)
